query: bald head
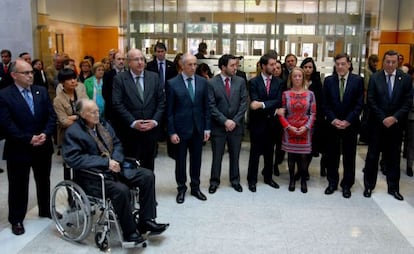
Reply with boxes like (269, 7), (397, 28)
(127, 48), (146, 75)
(182, 53), (197, 77)
(11, 59), (34, 88)
(76, 99), (100, 128)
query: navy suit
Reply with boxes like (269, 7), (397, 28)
(322, 73), (363, 189)
(247, 75), (283, 185)
(112, 70), (165, 170)
(363, 69), (413, 192)
(0, 84), (56, 224)
(146, 59), (177, 87)
(166, 74), (210, 192)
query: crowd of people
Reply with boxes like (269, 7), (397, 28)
(0, 45), (413, 248)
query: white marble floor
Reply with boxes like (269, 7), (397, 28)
(1, 141), (414, 254)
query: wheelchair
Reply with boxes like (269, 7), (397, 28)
(50, 167), (147, 250)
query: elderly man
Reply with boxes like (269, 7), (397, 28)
(62, 99), (168, 243)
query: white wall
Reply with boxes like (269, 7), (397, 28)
(44, 0), (118, 27)
(0, 0), (35, 59)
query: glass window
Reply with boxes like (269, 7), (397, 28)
(222, 24), (231, 34)
(187, 23), (218, 34)
(285, 25), (315, 35)
(235, 24), (266, 34)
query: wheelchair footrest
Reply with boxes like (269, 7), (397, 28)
(121, 240), (147, 248)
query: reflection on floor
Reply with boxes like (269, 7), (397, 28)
(1, 142), (414, 254)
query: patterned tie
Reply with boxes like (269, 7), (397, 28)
(340, 77), (345, 102)
(135, 76), (144, 101)
(23, 88), (34, 115)
(187, 77), (194, 102)
(225, 77), (231, 98)
(265, 78), (270, 95)
(387, 74), (393, 99)
(159, 62), (164, 85)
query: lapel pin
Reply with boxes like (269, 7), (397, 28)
(36, 91), (40, 94)
(398, 77), (401, 81)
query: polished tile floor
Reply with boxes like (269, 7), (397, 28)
(1, 141), (414, 254)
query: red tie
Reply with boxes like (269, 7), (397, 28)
(3, 64), (8, 74)
(225, 77), (231, 98)
(266, 78), (270, 95)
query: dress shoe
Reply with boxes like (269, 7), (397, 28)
(300, 181), (307, 193)
(342, 188), (351, 198)
(388, 190), (404, 201)
(248, 184), (256, 192)
(363, 188), (372, 198)
(324, 185), (337, 195)
(407, 167), (413, 177)
(11, 223), (25, 235)
(232, 184), (243, 192)
(208, 185), (218, 194)
(176, 191), (185, 204)
(264, 179), (280, 189)
(123, 232), (145, 243)
(273, 165), (280, 176)
(191, 190), (207, 201)
(288, 180), (295, 192)
(138, 219), (169, 235)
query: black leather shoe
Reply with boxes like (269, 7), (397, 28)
(124, 232), (145, 243)
(288, 180), (295, 192)
(342, 188), (351, 198)
(363, 188), (372, 198)
(138, 220), (169, 235)
(191, 190), (207, 201)
(273, 165), (280, 176)
(11, 223), (25, 235)
(324, 185), (337, 195)
(232, 184), (243, 192)
(300, 181), (307, 193)
(176, 191), (185, 204)
(264, 179), (280, 189)
(248, 184), (256, 192)
(388, 190), (404, 201)
(208, 185), (217, 194)
(407, 167), (413, 177)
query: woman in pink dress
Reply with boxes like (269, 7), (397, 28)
(278, 67), (316, 193)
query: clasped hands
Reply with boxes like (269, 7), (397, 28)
(30, 133), (46, 146)
(382, 116), (397, 128)
(108, 159), (121, 173)
(287, 125), (307, 135)
(134, 119), (156, 131)
(332, 119), (350, 129)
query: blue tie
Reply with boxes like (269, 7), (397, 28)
(159, 62), (164, 85)
(387, 74), (393, 99)
(23, 88), (34, 115)
(187, 77), (194, 102)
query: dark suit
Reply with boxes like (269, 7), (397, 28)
(33, 69), (49, 90)
(208, 74), (247, 187)
(112, 70), (165, 170)
(62, 119), (156, 236)
(166, 74), (211, 192)
(247, 75), (283, 185)
(322, 73), (363, 189)
(146, 59), (177, 87)
(0, 84), (56, 224)
(0, 62), (13, 90)
(363, 70), (413, 192)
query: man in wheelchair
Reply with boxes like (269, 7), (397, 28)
(62, 99), (169, 243)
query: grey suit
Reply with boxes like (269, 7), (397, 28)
(112, 70), (165, 170)
(208, 74), (247, 187)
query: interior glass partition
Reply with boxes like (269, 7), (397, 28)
(127, 0), (381, 79)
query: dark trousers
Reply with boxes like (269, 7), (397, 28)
(123, 128), (158, 171)
(7, 156), (52, 224)
(82, 167), (156, 236)
(210, 132), (242, 187)
(364, 124), (403, 191)
(175, 130), (203, 192)
(325, 125), (358, 189)
(247, 128), (276, 185)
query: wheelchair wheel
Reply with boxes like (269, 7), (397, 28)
(95, 231), (109, 251)
(50, 180), (93, 242)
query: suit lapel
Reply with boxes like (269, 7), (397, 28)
(126, 72), (142, 102)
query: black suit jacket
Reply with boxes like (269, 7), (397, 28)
(247, 75), (283, 135)
(146, 59), (178, 85)
(166, 74), (211, 140)
(0, 84), (56, 162)
(322, 73), (364, 125)
(0, 62), (14, 90)
(367, 69), (413, 125)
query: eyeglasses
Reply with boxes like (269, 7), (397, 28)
(15, 71), (34, 75)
